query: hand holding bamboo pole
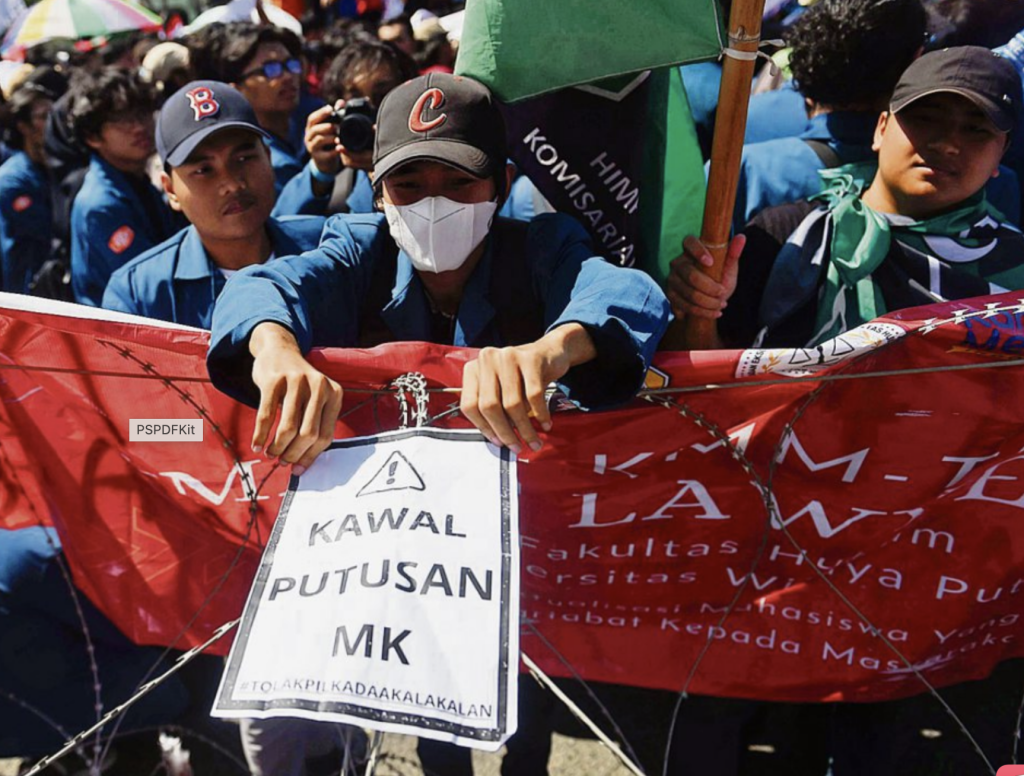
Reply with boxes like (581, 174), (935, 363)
(663, 0), (767, 350)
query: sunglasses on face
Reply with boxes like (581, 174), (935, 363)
(241, 57), (302, 81)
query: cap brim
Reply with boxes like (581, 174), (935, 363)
(892, 88), (1014, 133)
(373, 138), (496, 182)
(164, 122), (271, 167)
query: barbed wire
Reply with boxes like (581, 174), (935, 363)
(0, 422), (105, 774)
(523, 622), (642, 768)
(648, 302), (1024, 775)
(6, 303), (1024, 774)
(761, 348), (1000, 775)
(21, 619), (241, 776)
(764, 303), (1024, 775)
(93, 340), (272, 764)
(0, 690), (94, 768)
(522, 653), (644, 776)
(639, 393), (777, 776)
(3, 342), (1023, 399)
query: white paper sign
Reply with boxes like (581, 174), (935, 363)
(213, 429), (519, 750)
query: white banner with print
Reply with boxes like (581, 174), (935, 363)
(213, 429), (520, 750)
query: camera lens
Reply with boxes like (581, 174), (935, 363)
(338, 114), (375, 152)
(335, 97), (377, 153)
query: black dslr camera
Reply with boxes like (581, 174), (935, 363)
(330, 97), (377, 153)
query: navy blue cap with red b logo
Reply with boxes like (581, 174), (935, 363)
(156, 80), (270, 167)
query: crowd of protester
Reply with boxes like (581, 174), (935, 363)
(3, 0), (1024, 773)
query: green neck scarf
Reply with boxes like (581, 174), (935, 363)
(807, 163), (1020, 346)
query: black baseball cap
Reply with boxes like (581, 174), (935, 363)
(156, 80), (270, 167)
(891, 46), (1022, 133)
(372, 72), (507, 181)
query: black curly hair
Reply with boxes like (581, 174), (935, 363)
(2, 85), (50, 150)
(318, 17), (379, 63)
(182, 22), (231, 81)
(67, 67), (156, 143)
(788, 0), (927, 109)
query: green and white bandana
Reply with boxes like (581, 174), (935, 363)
(763, 163), (1024, 347)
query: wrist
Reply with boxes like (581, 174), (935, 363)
(308, 158), (338, 183)
(250, 322), (299, 359)
(542, 323), (597, 369)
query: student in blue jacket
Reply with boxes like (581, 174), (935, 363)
(68, 69), (182, 306)
(208, 72), (670, 470)
(0, 80), (55, 294)
(207, 71), (669, 775)
(276, 37), (418, 218)
(99, 81), (353, 776)
(102, 81), (324, 329)
(214, 24), (322, 194)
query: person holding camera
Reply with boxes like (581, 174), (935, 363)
(216, 24), (317, 191)
(277, 39), (419, 217)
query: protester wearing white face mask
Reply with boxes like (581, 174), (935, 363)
(207, 72), (669, 474)
(384, 193), (499, 273)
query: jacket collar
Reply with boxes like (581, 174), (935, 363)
(173, 217), (286, 281)
(379, 236), (497, 346)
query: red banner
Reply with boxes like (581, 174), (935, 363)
(3, 293), (1024, 703)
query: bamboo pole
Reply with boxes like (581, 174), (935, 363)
(666, 0), (768, 350)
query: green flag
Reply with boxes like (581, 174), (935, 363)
(455, 0), (723, 102)
(638, 67), (707, 283)
(456, 0), (720, 283)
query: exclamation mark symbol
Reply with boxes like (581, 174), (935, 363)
(386, 461), (398, 485)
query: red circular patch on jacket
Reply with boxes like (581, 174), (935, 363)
(12, 195), (32, 212)
(108, 226), (136, 255)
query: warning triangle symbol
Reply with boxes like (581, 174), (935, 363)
(828, 336), (856, 357)
(357, 451), (426, 497)
(787, 348), (816, 365)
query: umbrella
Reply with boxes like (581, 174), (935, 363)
(2, 0), (162, 53)
(182, 0), (301, 37)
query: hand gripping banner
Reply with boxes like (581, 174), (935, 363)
(3, 292), (1024, 703)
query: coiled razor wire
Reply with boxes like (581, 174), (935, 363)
(6, 305), (1024, 774)
(386, 373), (647, 772)
(20, 620), (242, 776)
(3, 339), (269, 776)
(647, 301), (1024, 776)
(93, 340), (272, 768)
(0, 395), (105, 773)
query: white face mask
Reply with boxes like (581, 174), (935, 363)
(383, 196), (499, 274)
